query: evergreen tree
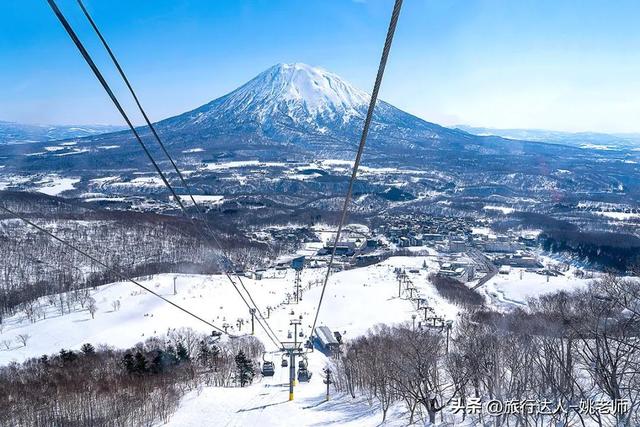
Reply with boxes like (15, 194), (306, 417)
(150, 351), (165, 374)
(59, 349), (77, 364)
(80, 343), (95, 356)
(133, 351), (148, 374)
(197, 340), (210, 366)
(176, 342), (189, 362)
(211, 345), (220, 360)
(235, 350), (254, 387)
(166, 344), (179, 366)
(122, 352), (135, 374)
(211, 344), (221, 370)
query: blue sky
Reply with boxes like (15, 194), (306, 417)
(1, 0), (640, 133)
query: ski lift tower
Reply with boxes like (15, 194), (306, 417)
(291, 256), (305, 303)
(283, 317), (304, 401)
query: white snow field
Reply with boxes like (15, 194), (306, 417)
(596, 211), (640, 221)
(482, 205), (515, 215)
(0, 255), (589, 425)
(35, 176), (81, 195)
(480, 265), (592, 308)
(0, 256), (453, 425)
(0, 257), (454, 365)
(176, 194), (225, 205)
(164, 352), (408, 427)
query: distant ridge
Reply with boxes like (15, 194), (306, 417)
(0, 120), (124, 145)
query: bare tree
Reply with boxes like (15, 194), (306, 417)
(78, 289), (90, 309)
(571, 277), (640, 426)
(87, 297), (97, 320)
(22, 300), (38, 323)
(17, 333), (30, 347)
(337, 324), (461, 424)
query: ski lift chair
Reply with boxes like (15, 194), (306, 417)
(297, 366), (312, 382)
(261, 361), (275, 377)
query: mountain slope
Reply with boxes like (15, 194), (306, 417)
(5, 63), (554, 166)
(156, 63), (472, 153)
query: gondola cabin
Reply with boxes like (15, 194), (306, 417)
(261, 361), (275, 377)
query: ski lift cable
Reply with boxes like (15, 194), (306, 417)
(235, 275), (282, 345)
(47, 0), (282, 348)
(222, 272), (282, 349)
(309, 0), (404, 337)
(0, 203), (228, 335)
(45, 0), (190, 218)
(76, 0), (203, 225)
(2, 207), (283, 349)
(76, 0), (282, 348)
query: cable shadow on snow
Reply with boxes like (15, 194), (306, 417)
(236, 400), (288, 413)
(300, 395), (382, 427)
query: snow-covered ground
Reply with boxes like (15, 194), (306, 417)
(0, 252), (598, 425)
(595, 211), (640, 221)
(164, 354), (406, 427)
(176, 195), (225, 205)
(200, 160), (288, 171)
(482, 205), (515, 215)
(36, 176), (80, 195)
(111, 176), (165, 188)
(480, 265), (592, 308)
(0, 174), (31, 190)
(0, 255), (457, 425)
(0, 173), (81, 195)
(0, 256), (454, 365)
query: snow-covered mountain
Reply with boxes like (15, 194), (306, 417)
(156, 63), (469, 153)
(194, 63), (371, 125)
(6, 62), (638, 196)
(0, 120), (124, 145)
(4, 63), (514, 167)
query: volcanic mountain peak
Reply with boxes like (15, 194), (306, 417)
(185, 63), (373, 126)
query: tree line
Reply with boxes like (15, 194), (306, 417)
(0, 328), (263, 427)
(539, 230), (640, 272)
(429, 273), (484, 308)
(334, 275), (640, 426)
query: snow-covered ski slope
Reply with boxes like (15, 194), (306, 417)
(0, 256), (454, 365)
(164, 350), (408, 427)
(0, 254), (591, 425)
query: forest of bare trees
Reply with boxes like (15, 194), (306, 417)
(0, 328), (263, 427)
(334, 275), (640, 426)
(0, 192), (296, 320)
(0, 217), (220, 316)
(429, 273), (484, 308)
